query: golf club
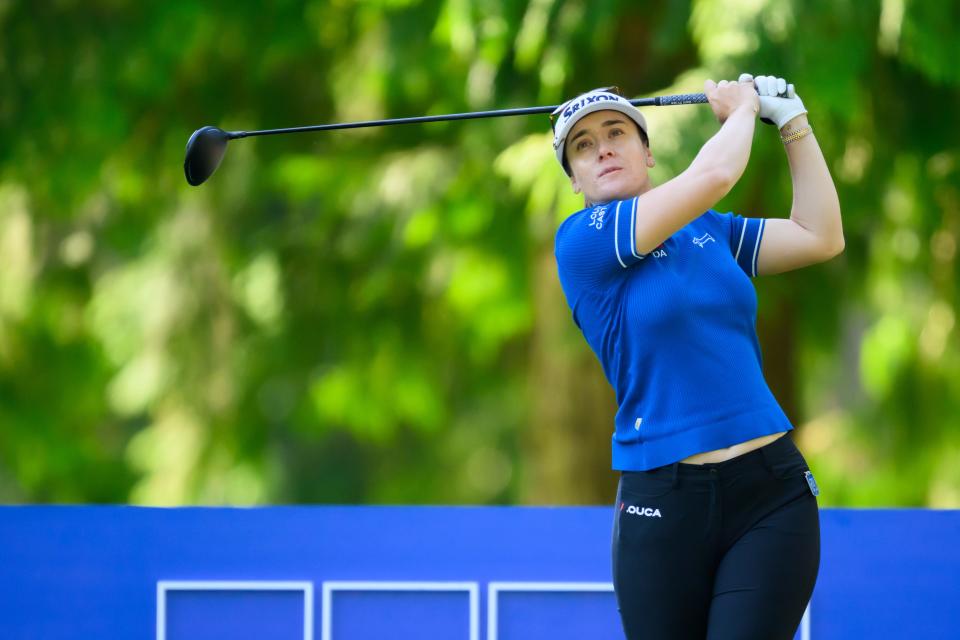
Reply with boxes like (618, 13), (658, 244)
(184, 92), (708, 186)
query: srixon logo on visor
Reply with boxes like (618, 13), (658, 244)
(621, 502), (662, 518)
(562, 93), (621, 121)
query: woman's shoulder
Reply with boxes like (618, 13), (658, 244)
(557, 198), (637, 232)
(692, 209), (739, 235)
(697, 208), (731, 223)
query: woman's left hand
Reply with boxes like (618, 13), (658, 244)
(739, 73), (807, 130)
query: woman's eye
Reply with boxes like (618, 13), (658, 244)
(610, 128), (623, 137)
(576, 140), (591, 151)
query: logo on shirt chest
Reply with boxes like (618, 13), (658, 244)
(644, 231), (714, 259)
(693, 232), (715, 248)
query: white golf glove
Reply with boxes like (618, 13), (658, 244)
(738, 73), (807, 129)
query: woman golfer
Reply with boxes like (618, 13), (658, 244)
(552, 75), (842, 639)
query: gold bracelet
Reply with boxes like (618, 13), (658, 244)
(781, 126), (812, 145)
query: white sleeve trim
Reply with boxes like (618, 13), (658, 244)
(629, 198), (643, 259)
(614, 200), (628, 268)
(751, 218), (765, 276)
(734, 218), (748, 262)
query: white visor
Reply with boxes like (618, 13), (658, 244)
(551, 88), (648, 173)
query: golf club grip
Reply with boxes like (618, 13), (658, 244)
(229, 92), (710, 139)
(632, 93), (709, 107)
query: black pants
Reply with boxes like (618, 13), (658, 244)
(612, 434), (820, 640)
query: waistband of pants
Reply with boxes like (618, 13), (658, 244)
(627, 433), (799, 482)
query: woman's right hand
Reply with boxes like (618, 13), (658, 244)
(704, 78), (759, 124)
(624, 75), (760, 256)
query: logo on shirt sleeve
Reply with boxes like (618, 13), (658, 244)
(588, 205), (608, 230)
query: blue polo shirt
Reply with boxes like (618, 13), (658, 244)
(554, 197), (793, 471)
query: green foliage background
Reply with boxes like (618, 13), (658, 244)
(1, 0), (958, 506)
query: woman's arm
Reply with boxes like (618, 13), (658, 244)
(754, 80), (844, 275)
(632, 79), (759, 255)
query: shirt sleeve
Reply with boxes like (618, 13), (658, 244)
(555, 198), (646, 291)
(708, 210), (767, 278)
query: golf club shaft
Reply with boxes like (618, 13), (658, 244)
(228, 92), (708, 139)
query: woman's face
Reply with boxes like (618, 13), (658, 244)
(565, 109), (655, 205)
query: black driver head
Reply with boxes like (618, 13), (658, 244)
(184, 126), (230, 186)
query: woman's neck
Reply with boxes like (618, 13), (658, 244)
(583, 184), (652, 208)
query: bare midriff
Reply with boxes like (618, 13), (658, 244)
(679, 431), (788, 465)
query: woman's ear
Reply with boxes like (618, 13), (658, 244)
(646, 148), (656, 168)
(570, 173), (581, 194)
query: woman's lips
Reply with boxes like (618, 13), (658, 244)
(598, 167), (621, 178)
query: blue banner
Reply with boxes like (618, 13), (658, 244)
(0, 507), (957, 639)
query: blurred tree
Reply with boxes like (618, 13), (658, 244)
(0, 0), (957, 507)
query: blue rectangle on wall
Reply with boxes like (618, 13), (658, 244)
(166, 589), (303, 640)
(495, 589), (621, 640)
(330, 589), (472, 639)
